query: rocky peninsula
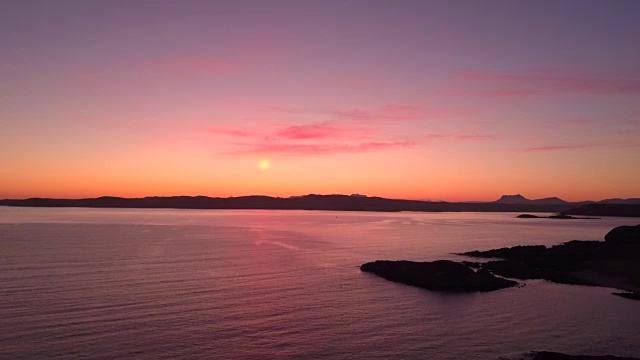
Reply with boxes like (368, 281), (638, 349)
(361, 224), (640, 299)
(360, 260), (517, 292)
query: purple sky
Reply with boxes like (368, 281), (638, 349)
(2, 0), (639, 201)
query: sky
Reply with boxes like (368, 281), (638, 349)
(1, 0), (639, 202)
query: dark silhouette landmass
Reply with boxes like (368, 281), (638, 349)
(0, 194), (620, 213)
(0, 195), (574, 212)
(460, 224), (640, 298)
(598, 198), (640, 205)
(605, 224), (640, 245)
(497, 194), (640, 206)
(496, 194), (569, 205)
(1, 194), (637, 216)
(361, 225), (640, 298)
(516, 214), (599, 219)
(518, 351), (640, 360)
(562, 204), (640, 218)
(612, 292), (640, 300)
(360, 260), (517, 292)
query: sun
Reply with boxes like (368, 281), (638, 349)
(258, 159), (271, 169)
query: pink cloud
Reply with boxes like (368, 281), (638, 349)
(208, 127), (262, 138)
(443, 68), (640, 96)
(260, 105), (309, 114)
(561, 118), (598, 125)
(274, 122), (372, 140)
(311, 72), (379, 91)
(333, 75), (377, 90)
(453, 134), (496, 140)
(204, 104), (485, 156)
(329, 104), (431, 122)
(428, 133), (496, 141)
(206, 120), (496, 157)
(522, 144), (597, 152)
(260, 103), (465, 122)
(235, 141), (416, 155)
(208, 121), (373, 141)
(206, 120), (413, 156)
(155, 57), (244, 74)
(523, 137), (640, 152)
(439, 88), (542, 97)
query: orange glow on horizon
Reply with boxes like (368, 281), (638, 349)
(1, 2), (638, 204)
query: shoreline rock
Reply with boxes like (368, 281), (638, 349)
(605, 224), (640, 247)
(360, 260), (517, 292)
(460, 225), (640, 299)
(362, 225), (640, 300)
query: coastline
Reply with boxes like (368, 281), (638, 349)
(363, 224), (640, 299)
(2, 195), (639, 216)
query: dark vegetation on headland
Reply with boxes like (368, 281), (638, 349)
(361, 224), (640, 299)
(1, 194), (639, 216)
(562, 203), (640, 217)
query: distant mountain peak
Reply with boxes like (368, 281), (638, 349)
(534, 197), (568, 205)
(540, 196), (564, 201)
(496, 194), (529, 203)
(495, 194), (568, 205)
(599, 198), (640, 204)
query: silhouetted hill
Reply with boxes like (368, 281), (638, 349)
(461, 223), (640, 296)
(563, 204), (640, 217)
(532, 197), (569, 205)
(495, 194), (569, 205)
(598, 198), (640, 204)
(0, 194), (581, 213)
(365, 223), (640, 299)
(496, 194), (529, 204)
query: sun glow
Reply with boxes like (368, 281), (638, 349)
(258, 159), (271, 169)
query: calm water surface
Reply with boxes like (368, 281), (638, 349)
(1, 207), (639, 359)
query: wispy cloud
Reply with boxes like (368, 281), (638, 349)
(206, 120), (413, 156)
(274, 122), (372, 140)
(261, 103), (463, 122)
(329, 104), (426, 122)
(204, 102), (486, 156)
(523, 140), (640, 152)
(440, 88), (542, 97)
(154, 56), (244, 74)
(442, 68), (640, 97)
(427, 133), (496, 141)
(208, 127), (260, 138)
(522, 144), (598, 152)
(233, 141), (416, 155)
(208, 121), (373, 141)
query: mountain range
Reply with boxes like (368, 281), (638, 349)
(495, 194), (569, 205)
(1, 194), (639, 216)
(495, 194), (640, 206)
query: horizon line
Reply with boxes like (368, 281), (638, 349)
(1, 193), (638, 204)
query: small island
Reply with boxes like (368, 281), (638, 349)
(361, 224), (640, 299)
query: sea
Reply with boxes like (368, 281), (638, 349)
(1, 207), (639, 359)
